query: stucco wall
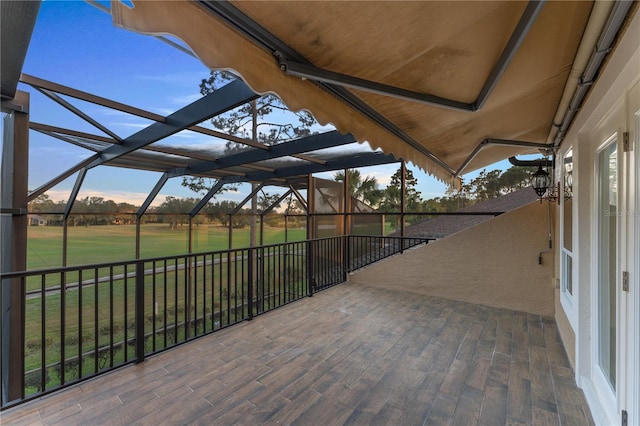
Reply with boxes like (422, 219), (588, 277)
(349, 201), (556, 316)
(555, 288), (576, 367)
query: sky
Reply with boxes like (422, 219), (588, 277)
(14, 0), (519, 208)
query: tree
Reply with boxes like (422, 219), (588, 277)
(153, 196), (199, 230)
(466, 166), (535, 201)
(421, 165), (536, 212)
(334, 169), (383, 207)
(379, 166), (422, 229)
(258, 192), (282, 212)
(182, 71), (317, 246)
(468, 169), (502, 200)
(497, 166), (536, 193)
(380, 167), (422, 211)
(28, 194), (64, 213)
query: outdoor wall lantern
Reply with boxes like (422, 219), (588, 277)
(565, 170), (573, 194)
(532, 164), (551, 197)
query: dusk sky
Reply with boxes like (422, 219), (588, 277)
(15, 0), (517, 208)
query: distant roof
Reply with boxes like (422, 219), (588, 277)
(402, 187), (539, 239)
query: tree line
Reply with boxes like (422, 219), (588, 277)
(336, 165), (536, 218)
(29, 164), (534, 228)
(27, 193), (302, 229)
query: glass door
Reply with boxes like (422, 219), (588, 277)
(596, 137), (617, 391)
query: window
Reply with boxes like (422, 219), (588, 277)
(561, 148), (573, 295)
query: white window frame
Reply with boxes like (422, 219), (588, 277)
(590, 132), (621, 423)
(559, 147), (575, 325)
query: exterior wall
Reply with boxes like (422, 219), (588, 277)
(349, 201), (555, 316)
(554, 288), (576, 367)
(555, 8), (640, 425)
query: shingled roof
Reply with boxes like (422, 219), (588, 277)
(402, 187), (539, 239)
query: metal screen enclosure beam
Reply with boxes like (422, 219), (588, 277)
(1, 91), (29, 405)
(190, 180), (227, 217)
(87, 80), (258, 169)
(167, 131), (354, 178)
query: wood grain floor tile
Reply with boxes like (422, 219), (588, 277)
(2, 282), (594, 426)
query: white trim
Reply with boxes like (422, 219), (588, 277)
(558, 146), (577, 328)
(628, 79), (640, 426)
(590, 135), (619, 425)
(580, 376), (614, 426)
(557, 10), (639, 423)
(633, 123), (639, 426)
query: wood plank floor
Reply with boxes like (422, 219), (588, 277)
(2, 282), (594, 425)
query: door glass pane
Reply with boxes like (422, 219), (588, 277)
(563, 149), (573, 252)
(598, 140), (617, 390)
(563, 251), (573, 294)
(562, 148), (573, 295)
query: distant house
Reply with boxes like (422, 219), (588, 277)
(28, 215), (47, 226)
(402, 187), (539, 239)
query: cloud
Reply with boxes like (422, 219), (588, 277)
(109, 122), (149, 129)
(153, 107), (176, 116)
(97, 108), (132, 118)
(42, 189), (162, 207)
(169, 93), (202, 106)
(135, 71), (208, 86)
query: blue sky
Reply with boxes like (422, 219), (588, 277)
(17, 1), (516, 207)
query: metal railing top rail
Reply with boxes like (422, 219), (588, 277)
(0, 235), (430, 279)
(26, 210), (506, 216)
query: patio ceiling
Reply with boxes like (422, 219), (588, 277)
(108, 0), (638, 185)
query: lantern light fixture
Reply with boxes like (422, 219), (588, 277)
(532, 164), (551, 197)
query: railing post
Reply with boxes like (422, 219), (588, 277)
(247, 248), (254, 320)
(258, 246), (265, 313)
(135, 261), (145, 363)
(186, 256), (192, 339)
(306, 239), (313, 297)
(400, 161), (406, 250)
(343, 235), (350, 276)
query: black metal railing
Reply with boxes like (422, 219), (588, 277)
(0, 235), (430, 408)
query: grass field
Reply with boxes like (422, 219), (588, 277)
(22, 245), (308, 396)
(27, 223), (307, 270)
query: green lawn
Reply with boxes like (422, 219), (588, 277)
(23, 249), (307, 395)
(27, 223), (307, 270)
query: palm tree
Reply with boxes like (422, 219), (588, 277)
(334, 170), (383, 207)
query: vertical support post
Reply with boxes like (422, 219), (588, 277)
(306, 239), (313, 297)
(134, 261), (145, 363)
(259, 214), (264, 246)
(307, 175), (314, 240)
(250, 100), (258, 248)
(188, 216), (193, 254)
(306, 174), (314, 296)
(135, 217), (141, 259)
(247, 248), (254, 320)
(343, 168), (350, 237)
(400, 161), (406, 249)
(1, 92), (29, 405)
(284, 214), (288, 243)
(62, 219), (68, 266)
(228, 214), (233, 250)
(342, 169), (350, 279)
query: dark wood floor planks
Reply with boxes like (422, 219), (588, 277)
(1, 282), (593, 425)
